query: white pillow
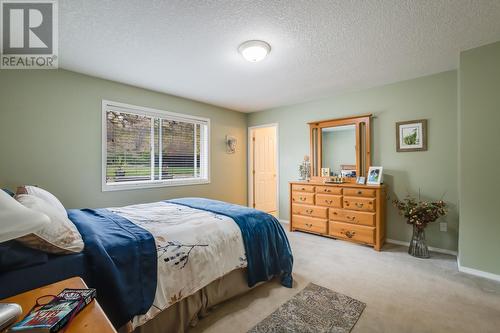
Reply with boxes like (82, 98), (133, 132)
(19, 186), (67, 217)
(0, 190), (50, 243)
(15, 194), (84, 254)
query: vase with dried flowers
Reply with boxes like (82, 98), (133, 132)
(393, 192), (447, 258)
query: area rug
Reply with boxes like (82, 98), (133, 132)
(248, 283), (366, 333)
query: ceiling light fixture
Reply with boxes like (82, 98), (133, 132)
(238, 40), (271, 62)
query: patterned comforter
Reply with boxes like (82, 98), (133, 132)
(109, 201), (247, 328)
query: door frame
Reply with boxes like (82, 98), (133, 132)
(248, 123), (279, 217)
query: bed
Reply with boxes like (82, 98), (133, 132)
(0, 197), (293, 332)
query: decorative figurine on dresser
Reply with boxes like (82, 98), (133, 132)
(289, 114), (387, 251)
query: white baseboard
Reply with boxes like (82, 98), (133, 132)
(279, 219), (290, 224)
(386, 239), (458, 256)
(286, 230), (499, 282)
(457, 258), (500, 282)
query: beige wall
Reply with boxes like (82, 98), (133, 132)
(248, 71), (459, 251)
(0, 70), (247, 208)
(459, 41), (500, 275)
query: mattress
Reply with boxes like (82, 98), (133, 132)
(0, 252), (88, 299)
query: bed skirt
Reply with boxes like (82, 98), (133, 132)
(132, 268), (253, 333)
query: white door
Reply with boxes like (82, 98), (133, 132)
(252, 127), (277, 214)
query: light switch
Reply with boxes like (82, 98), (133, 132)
(439, 222), (447, 232)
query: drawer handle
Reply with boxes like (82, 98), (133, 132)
(305, 223), (313, 228)
(355, 203), (364, 208)
(299, 196), (307, 201)
(301, 187), (306, 191)
(332, 211), (338, 215)
(345, 231), (356, 238)
(305, 209), (314, 214)
(346, 216), (356, 221)
(325, 200), (333, 204)
(324, 189), (331, 192)
(357, 190), (363, 195)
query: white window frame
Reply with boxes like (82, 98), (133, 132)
(102, 100), (210, 192)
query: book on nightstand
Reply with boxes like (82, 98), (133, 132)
(9, 288), (96, 333)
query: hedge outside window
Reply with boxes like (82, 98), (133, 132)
(102, 100), (209, 191)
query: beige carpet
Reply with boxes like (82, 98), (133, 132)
(190, 226), (500, 333)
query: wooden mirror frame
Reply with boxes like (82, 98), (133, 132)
(309, 114), (372, 178)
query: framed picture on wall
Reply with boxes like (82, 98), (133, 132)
(396, 119), (427, 152)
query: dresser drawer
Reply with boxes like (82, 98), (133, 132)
(292, 184), (315, 192)
(316, 194), (342, 208)
(293, 215), (327, 234)
(343, 188), (376, 198)
(329, 221), (375, 244)
(292, 204), (328, 219)
(315, 186), (342, 195)
(291, 192), (315, 205)
(329, 209), (375, 226)
(343, 196), (376, 212)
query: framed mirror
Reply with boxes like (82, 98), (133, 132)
(309, 114), (371, 179)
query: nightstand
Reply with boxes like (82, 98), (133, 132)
(0, 276), (117, 333)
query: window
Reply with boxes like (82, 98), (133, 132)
(102, 100), (210, 191)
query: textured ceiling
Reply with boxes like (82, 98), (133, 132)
(60, 0), (500, 112)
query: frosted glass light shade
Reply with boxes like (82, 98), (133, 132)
(0, 190), (50, 243)
(238, 40), (271, 62)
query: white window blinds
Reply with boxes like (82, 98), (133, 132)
(102, 101), (209, 191)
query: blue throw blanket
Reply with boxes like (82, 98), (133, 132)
(68, 209), (157, 327)
(168, 198), (294, 288)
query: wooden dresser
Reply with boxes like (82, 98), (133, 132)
(289, 181), (386, 250)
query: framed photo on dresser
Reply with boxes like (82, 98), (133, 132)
(367, 167), (383, 185)
(320, 168), (330, 177)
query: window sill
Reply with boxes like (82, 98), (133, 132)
(102, 178), (210, 192)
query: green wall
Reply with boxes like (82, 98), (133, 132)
(0, 70), (247, 208)
(248, 71), (458, 251)
(3, 47), (500, 273)
(458, 41), (500, 275)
